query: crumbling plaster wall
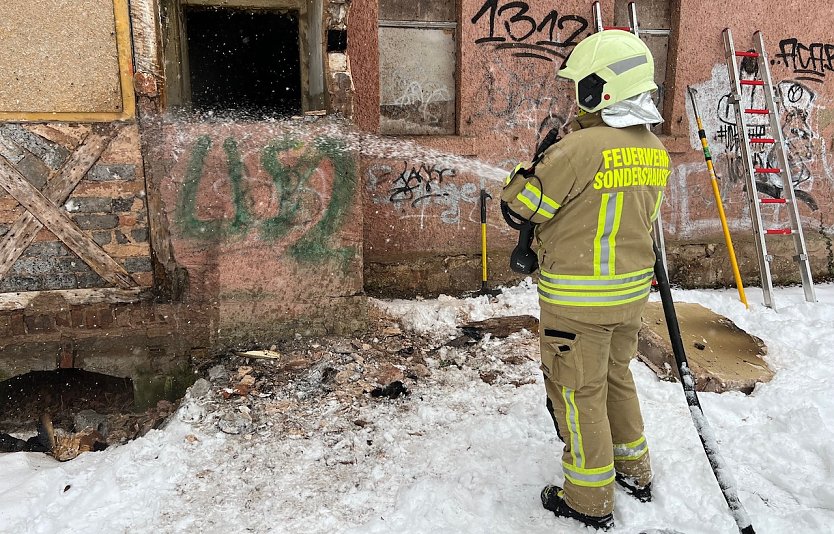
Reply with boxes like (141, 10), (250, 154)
(138, 0), (367, 345)
(152, 121), (366, 344)
(1, 0), (366, 382)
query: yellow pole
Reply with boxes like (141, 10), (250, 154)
(688, 87), (748, 308)
(481, 222), (488, 282)
(480, 189), (490, 292)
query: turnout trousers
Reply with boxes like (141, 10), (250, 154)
(540, 304), (653, 517)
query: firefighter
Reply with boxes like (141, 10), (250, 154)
(500, 30), (670, 530)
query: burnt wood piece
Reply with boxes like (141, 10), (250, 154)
(461, 315), (539, 339)
(437, 315), (540, 350)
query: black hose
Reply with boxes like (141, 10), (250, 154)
(652, 245), (755, 534)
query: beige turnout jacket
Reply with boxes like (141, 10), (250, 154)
(501, 113), (671, 323)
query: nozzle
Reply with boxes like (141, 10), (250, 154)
(510, 223), (538, 274)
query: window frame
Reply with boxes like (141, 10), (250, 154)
(378, 2), (460, 136)
(161, 0), (326, 115)
(612, 0), (672, 134)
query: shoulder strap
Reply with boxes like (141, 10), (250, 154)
(531, 128), (561, 169)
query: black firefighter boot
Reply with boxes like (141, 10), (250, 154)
(615, 473), (653, 503)
(540, 485), (614, 531)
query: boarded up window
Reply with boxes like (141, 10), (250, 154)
(0, 0), (134, 121)
(379, 1), (456, 135)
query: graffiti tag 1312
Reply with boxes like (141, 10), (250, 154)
(471, 0), (589, 62)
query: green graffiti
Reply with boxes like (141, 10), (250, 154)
(224, 138), (253, 235)
(290, 138), (357, 266)
(177, 135), (222, 238)
(177, 136), (253, 239)
(260, 135), (323, 241)
(176, 134), (357, 267)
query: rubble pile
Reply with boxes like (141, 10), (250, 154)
(1, 310), (541, 461)
(189, 312), (541, 442)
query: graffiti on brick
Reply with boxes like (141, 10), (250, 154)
(367, 162), (478, 225)
(471, 0), (588, 63)
(710, 80), (822, 210)
(389, 161), (456, 204)
(176, 135), (357, 264)
(773, 38), (834, 84)
(469, 53), (573, 153)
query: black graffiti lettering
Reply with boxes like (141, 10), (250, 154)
(775, 38), (834, 82)
(715, 124), (738, 152)
(498, 2), (537, 42)
(786, 83), (804, 103)
(556, 15), (588, 47)
(411, 192), (449, 207)
(472, 0), (501, 42)
(828, 43), (834, 73)
(775, 39), (798, 70)
(471, 53), (573, 135)
(472, 0), (588, 61)
(748, 124), (767, 139)
(389, 161), (456, 204)
(709, 79), (819, 211)
(716, 94), (736, 125)
(537, 11), (559, 41)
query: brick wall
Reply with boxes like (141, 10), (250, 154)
(0, 300), (212, 381)
(0, 123), (153, 291)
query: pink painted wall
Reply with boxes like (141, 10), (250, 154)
(661, 1), (834, 244)
(155, 121), (365, 341)
(361, 0), (613, 263)
(355, 0), (834, 284)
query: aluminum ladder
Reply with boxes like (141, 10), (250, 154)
(591, 1), (669, 274)
(722, 29), (816, 308)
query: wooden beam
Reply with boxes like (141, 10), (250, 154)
(0, 287), (148, 311)
(0, 131), (114, 280)
(113, 0), (137, 120)
(0, 156), (137, 289)
(129, 0), (163, 78)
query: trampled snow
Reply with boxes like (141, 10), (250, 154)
(1, 283), (833, 534)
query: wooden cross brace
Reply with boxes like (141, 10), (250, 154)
(0, 131), (137, 289)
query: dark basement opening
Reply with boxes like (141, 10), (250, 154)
(0, 369), (180, 459)
(185, 7), (302, 118)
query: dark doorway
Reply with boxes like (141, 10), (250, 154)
(185, 7), (302, 117)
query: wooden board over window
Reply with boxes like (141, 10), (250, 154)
(0, 0), (135, 122)
(379, 27), (456, 135)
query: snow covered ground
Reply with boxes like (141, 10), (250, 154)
(1, 282), (833, 534)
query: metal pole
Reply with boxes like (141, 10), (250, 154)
(688, 86), (749, 308)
